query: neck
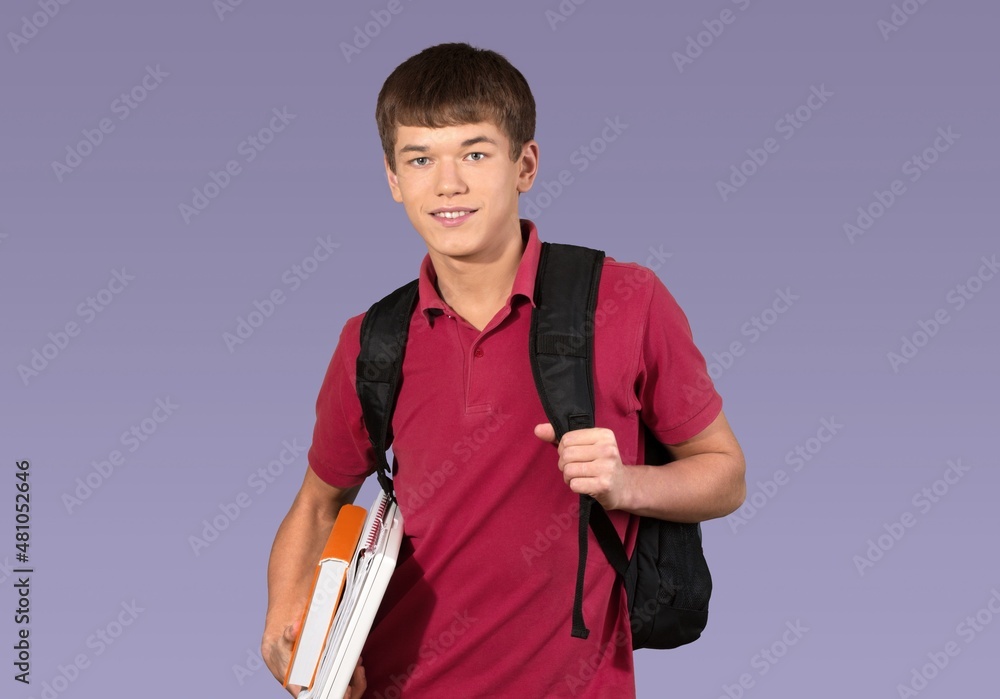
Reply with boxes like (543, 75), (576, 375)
(430, 223), (526, 325)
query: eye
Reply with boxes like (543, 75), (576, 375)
(410, 157), (430, 167)
(466, 152), (486, 161)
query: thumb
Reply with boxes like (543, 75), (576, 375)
(284, 616), (303, 643)
(534, 422), (558, 444)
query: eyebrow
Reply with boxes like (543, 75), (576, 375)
(398, 135), (499, 155)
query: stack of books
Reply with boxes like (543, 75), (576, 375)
(284, 491), (404, 699)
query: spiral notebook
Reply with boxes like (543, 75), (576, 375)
(299, 490), (404, 699)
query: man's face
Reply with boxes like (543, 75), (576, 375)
(385, 121), (538, 264)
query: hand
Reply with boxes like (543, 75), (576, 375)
(262, 613), (304, 696)
(263, 614), (367, 698)
(344, 657), (367, 699)
(534, 423), (631, 511)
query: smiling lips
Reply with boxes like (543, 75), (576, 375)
(430, 208), (477, 225)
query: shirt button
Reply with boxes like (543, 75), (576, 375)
(474, 348), (484, 358)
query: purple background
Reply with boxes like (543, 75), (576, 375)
(2, 1), (998, 697)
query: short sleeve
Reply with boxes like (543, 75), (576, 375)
(307, 314), (377, 488)
(635, 274), (723, 445)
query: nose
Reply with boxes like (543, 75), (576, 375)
(434, 158), (468, 197)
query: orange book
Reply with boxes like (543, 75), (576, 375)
(283, 504), (367, 690)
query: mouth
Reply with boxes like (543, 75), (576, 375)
(429, 208), (478, 225)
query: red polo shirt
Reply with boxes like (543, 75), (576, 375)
(308, 219), (722, 698)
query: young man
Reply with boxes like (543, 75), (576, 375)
(262, 43), (746, 698)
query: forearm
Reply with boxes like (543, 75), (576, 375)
(263, 486), (356, 636)
(263, 505), (334, 636)
(621, 451), (746, 523)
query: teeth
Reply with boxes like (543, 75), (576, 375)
(434, 210), (472, 219)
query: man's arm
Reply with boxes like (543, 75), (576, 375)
(626, 410), (745, 521)
(535, 410), (746, 522)
(261, 466), (361, 693)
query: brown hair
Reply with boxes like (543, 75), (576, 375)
(376, 43), (536, 172)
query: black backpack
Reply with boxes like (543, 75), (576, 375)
(355, 242), (712, 650)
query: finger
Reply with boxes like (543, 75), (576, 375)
(570, 480), (615, 510)
(567, 476), (599, 498)
(345, 658), (366, 699)
(562, 462), (599, 482)
(263, 641), (289, 684)
(558, 444), (603, 465)
(265, 632), (296, 686)
(558, 427), (605, 446)
(534, 422), (558, 444)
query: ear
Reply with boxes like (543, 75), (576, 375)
(384, 154), (403, 203)
(516, 140), (540, 194)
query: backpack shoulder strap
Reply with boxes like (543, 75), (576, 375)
(528, 242), (605, 440)
(530, 241), (631, 640)
(356, 279), (419, 501)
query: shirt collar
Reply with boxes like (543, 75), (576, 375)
(418, 218), (541, 324)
